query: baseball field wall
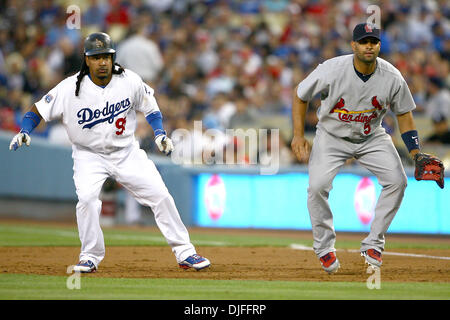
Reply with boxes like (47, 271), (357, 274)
(1, 130), (449, 234)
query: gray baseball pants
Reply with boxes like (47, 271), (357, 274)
(307, 127), (407, 258)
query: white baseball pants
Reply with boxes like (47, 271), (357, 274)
(72, 141), (196, 268)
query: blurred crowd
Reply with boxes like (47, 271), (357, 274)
(1, 0), (450, 167)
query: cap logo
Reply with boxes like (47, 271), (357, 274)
(95, 39), (104, 48)
(365, 24), (373, 33)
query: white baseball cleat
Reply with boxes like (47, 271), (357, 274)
(179, 254), (211, 271)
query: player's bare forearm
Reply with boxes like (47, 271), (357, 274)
(396, 111), (419, 158)
(292, 88), (308, 137)
(396, 111), (416, 133)
(291, 87), (311, 162)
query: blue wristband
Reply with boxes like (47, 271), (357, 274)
(146, 111), (165, 137)
(401, 130), (420, 152)
(20, 111), (41, 134)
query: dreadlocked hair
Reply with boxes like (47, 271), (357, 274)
(75, 59), (89, 96)
(113, 62), (125, 75)
(75, 56), (125, 96)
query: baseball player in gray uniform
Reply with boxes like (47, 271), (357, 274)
(9, 32), (210, 273)
(291, 23), (440, 273)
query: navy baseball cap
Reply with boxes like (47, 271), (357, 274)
(353, 23), (380, 41)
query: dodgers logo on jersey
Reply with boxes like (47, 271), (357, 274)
(77, 98), (131, 129)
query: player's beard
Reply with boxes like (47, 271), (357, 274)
(355, 48), (378, 65)
(96, 68), (111, 80)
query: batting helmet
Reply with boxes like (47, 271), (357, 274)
(84, 32), (116, 57)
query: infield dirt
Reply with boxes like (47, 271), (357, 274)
(1, 225), (449, 283)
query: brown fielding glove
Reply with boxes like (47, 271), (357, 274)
(414, 153), (445, 189)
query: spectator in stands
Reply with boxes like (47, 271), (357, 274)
(38, 0), (61, 29)
(105, 0), (130, 27)
(83, 0), (108, 27)
(203, 93), (236, 131)
(4, 52), (25, 91)
(44, 9), (81, 47)
(229, 95), (256, 129)
(425, 76), (450, 121)
(116, 13), (164, 85)
(59, 37), (82, 77)
(188, 88), (210, 121)
(1, 0), (450, 168)
(0, 107), (20, 132)
(258, 129), (295, 167)
(425, 114), (450, 145)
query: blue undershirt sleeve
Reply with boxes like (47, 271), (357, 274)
(145, 111), (165, 137)
(20, 111), (41, 134)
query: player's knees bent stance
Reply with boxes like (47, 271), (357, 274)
(307, 176), (334, 198)
(130, 184), (173, 209)
(382, 172), (407, 192)
(147, 191), (176, 213)
(75, 191), (102, 214)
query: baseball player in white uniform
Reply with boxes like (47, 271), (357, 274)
(291, 23), (434, 273)
(9, 32), (210, 272)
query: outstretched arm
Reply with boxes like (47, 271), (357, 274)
(9, 105), (43, 151)
(146, 111), (174, 156)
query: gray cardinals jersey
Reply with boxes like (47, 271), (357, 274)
(297, 54), (416, 141)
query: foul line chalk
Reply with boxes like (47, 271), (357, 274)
(289, 244), (450, 261)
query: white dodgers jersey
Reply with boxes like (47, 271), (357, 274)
(297, 54), (416, 140)
(35, 68), (160, 154)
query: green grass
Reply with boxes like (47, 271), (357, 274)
(0, 274), (448, 300)
(1, 222), (449, 300)
(1, 223), (449, 250)
(0, 223), (315, 247)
